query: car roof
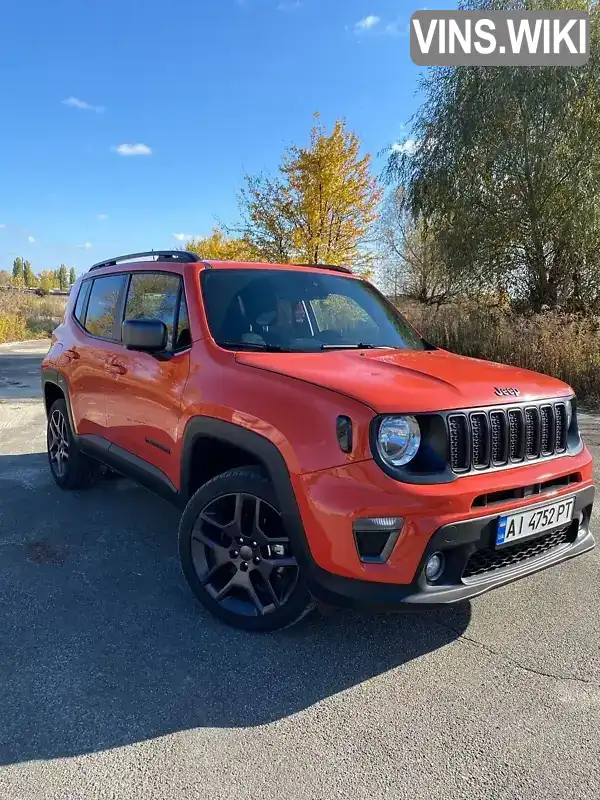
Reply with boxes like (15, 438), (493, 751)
(84, 252), (359, 279)
(203, 259), (357, 276)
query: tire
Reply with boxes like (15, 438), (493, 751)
(178, 466), (315, 632)
(46, 398), (99, 490)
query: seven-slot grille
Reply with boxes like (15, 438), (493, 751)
(448, 401), (570, 473)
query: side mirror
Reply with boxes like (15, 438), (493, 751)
(122, 319), (167, 352)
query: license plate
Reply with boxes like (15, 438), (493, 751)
(496, 497), (575, 547)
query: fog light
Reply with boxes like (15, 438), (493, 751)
(425, 552), (444, 582)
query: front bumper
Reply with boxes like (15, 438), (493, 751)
(302, 484), (595, 610)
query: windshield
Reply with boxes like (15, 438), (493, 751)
(200, 269), (427, 352)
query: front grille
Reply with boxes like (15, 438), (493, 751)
(540, 405), (553, 455)
(508, 409), (523, 461)
(463, 525), (574, 580)
(490, 411), (507, 464)
(472, 471), (581, 508)
(448, 400), (571, 474)
(555, 403), (568, 452)
(524, 407), (539, 457)
(471, 412), (488, 468)
(448, 414), (469, 471)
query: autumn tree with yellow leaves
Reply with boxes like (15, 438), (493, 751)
(242, 117), (381, 271)
(186, 117), (381, 274)
(186, 228), (260, 262)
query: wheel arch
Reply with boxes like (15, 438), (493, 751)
(41, 369), (77, 434)
(180, 417), (313, 569)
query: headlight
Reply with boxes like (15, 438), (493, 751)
(376, 415), (421, 468)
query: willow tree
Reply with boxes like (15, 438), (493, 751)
(239, 116), (381, 273)
(387, 0), (600, 311)
(376, 187), (480, 304)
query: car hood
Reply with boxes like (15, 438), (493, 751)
(235, 348), (572, 413)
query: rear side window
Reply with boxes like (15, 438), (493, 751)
(84, 275), (127, 339)
(73, 281), (91, 324)
(174, 293), (191, 350)
(124, 272), (183, 350)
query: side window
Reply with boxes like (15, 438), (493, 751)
(84, 275), (126, 339)
(124, 272), (181, 350)
(73, 281), (91, 324)
(174, 292), (191, 350)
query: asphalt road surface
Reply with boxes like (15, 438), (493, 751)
(1, 340), (599, 800)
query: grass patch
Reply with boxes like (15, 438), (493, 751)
(400, 299), (600, 406)
(0, 291), (67, 343)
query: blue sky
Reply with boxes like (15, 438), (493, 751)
(1, 0), (454, 275)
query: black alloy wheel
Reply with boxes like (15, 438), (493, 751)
(46, 398), (99, 490)
(47, 406), (70, 480)
(179, 467), (314, 631)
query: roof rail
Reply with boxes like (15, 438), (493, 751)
(89, 250), (202, 271)
(293, 262), (353, 274)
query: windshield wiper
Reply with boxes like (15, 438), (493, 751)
(217, 341), (296, 352)
(320, 343), (396, 350)
(219, 340), (399, 353)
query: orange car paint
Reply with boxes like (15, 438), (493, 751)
(43, 258), (595, 596)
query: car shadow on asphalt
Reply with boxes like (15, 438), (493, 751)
(0, 452), (471, 766)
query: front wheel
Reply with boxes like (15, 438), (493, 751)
(178, 467), (315, 632)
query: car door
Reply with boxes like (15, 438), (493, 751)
(105, 270), (191, 488)
(65, 273), (128, 438)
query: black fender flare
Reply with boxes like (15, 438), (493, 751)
(180, 416), (315, 573)
(41, 368), (78, 435)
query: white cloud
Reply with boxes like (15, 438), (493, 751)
(391, 138), (419, 155)
(114, 143), (152, 156)
(62, 96), (105, 113)
(172, 233), (191, 242)
(27, 235), (36, 243)
(76, 242), (93, 249)
(96, 214), (108, 220)
(355, 15), (380, 32)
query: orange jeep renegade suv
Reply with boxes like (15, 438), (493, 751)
(41, 251), (595, 631)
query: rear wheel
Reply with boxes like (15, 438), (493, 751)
(46, 399), (99, 490)
(178, 467), (315, 631)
